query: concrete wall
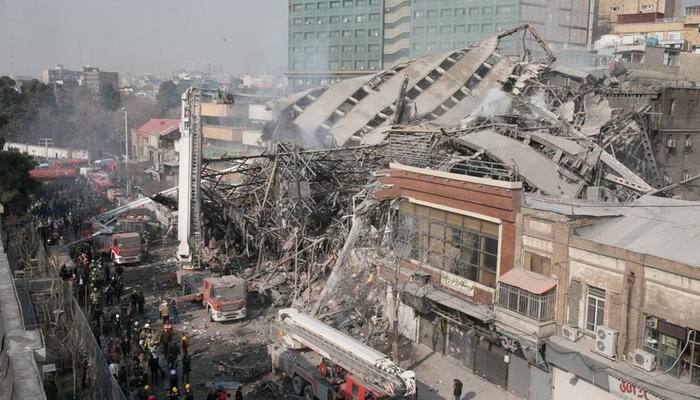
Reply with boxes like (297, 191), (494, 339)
(4, 142), (89, 160)
(551, 367), (616, 400)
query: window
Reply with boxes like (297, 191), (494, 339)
(342, 45), (353, 53)
(330, 0), (340, 7)
(482, 7), (492, 14)
(357, 0), (367, 5)
(305, 3), (316, 10)
(293, 32), (303, 39)
(368, 44), (380, 52)
(356, 15), (366, 22)
(355, 29), (367, 37)
(330, 16), (340, 23)
(468, 24), (478, 32)
(481, 23), (492, 33)
(317, 17), (326, 24)
(427, 9), (438, 17)
(369, 60), (380, 70)
(355, 60), (366, 70)
(317, 31), (328, 38)
(304, 32), (314, 39)
(305, 17), (314, 25)
(292, 47), (302, 53)
(523, 251), (551, 276)
(369, 29), (379, 37)
(610, 6), (620, 11)
(414, 26), (425, 35)
(469, 7), (479, 15)
(455, 25), (465, 32)
(330, 61), (340, 70)
(292, 3), (303, 11)
(497, 6), (513, 14)
(427, 26), (437, 33)
(414, 11), (424, 18)
(440, 25), (451, 33)
(585, 286), (605, 332)
(641, 4), (653, 11)
(369, 13), (381, 21)
(343, 0), (353, 6)
(342, 30), (352, 37)
(497, 283), (555, 321)
(318, 2), (328, 9)
(343, 15), (352, 23)
(330, 45), (340, 52)
(330, 30), (340, 38)
(369, 0), (380, 4)
(355, 44), (365, 52)
(341, 60), (353, 70)
(441, 9), (452, 17)
(455, 8), (466, 15)
(397, 202), (500, 288)
(292, 18), (303, 25)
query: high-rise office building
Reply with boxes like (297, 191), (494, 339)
(288, 0), (591, 91)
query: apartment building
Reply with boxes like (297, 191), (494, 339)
(287, 0), (591, 91)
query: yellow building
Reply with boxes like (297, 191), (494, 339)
(613, 15), (700, 49)
(596, 0), (680, 37)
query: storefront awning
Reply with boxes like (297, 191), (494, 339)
(402, 281), (494, 323)
(498, 268), (557, 295)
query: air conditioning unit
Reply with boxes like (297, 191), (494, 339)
(562, 325), (582, 342)
(632, 349), (656, 372)
(683, 172), (692, 181)
(667, 138), (677, 148)
(686, 138), (693, 148)
(594, 326), (618, 359)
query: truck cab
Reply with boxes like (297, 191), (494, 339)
(202, 275), (247, 322)
(110, 232), (143, 265)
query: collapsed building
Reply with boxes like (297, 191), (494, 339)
(177, 24), (700, 400)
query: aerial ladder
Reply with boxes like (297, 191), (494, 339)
(177, 88), (235, 269)
(270, 308), (416, 400)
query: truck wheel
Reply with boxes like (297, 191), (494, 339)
(304, 384), (315, 400)
(292, 376), (307, 396)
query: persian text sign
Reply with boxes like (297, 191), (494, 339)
(440, 271), (475, 297)
(608, 375), (662, 400)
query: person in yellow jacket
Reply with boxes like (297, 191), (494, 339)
(159, 300), (170, 323)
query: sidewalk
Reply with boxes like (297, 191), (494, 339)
(404, 344), (519, 400)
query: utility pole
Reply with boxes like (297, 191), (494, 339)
(121, 107), (130, 197)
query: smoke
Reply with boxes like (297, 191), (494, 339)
(470, 88), (514, 119)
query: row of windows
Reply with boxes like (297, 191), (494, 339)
(413, 23), (506, 34)
(291, 29), (381, 39)
(412, 41), (472, 52)
(291, 44), (381, 53)
(291, 0), (380, 11)
(291, 60), (381, 70)
(413, 6), (514, 18)
(396, 202), (500, 289)
(291, 13), (382, 25)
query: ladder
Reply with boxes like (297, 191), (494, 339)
(279, 309), (416, 397)
(188, 90), (203, 269)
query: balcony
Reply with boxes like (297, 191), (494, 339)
(494, 269), (557, 340)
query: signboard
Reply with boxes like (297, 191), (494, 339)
(608, 375), (662, 400)
(440, 271), (475, 297)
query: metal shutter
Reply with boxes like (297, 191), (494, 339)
(474, 340), (508, 389)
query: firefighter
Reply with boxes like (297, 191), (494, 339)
(183, 383), (194, 400)
(235, 386), (243, 400)
(90, 287), (100, 307)
(159, 300), (170, 323)
(168, 386), (180, 400)
(180, 335), (189, 355)
(182, 353), (191, 383)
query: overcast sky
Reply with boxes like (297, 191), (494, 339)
(0, 0), (288, 77)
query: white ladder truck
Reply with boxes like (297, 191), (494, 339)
(269, 308), (416, 400)
(177, 88), (235, 270)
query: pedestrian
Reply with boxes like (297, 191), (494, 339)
(168, 386), (181, 400)
(159, 300), (170, 323)
(453, 378), (463, 400)
(169, 369), (179, 390)
(149, 353), (160, 386)
(235, 386), (243, 400)
(180, 335), (189, 355)
(118, 364), (128, 388)
(108, 361), (119, 380)
(137, 290), (145, 314)
(207, 389), (217, 400)
(182, 354), (191, 384)
(183, 383), (194, 400)
(169, 299), (179, 324)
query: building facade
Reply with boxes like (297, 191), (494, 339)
(595, 0), (678, 38)
(287, 0), (591, 91)
(133, 118), (181, 185)
(81, 67), (119, 95)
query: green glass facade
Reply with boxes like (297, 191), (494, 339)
(408, 0), (519, 57)
(288, 0), (385, 73)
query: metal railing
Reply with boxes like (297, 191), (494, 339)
(496, 283), (555, 322)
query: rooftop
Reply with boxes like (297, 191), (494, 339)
(524, 194), (700, 267)
(135, 118), (180, 138)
